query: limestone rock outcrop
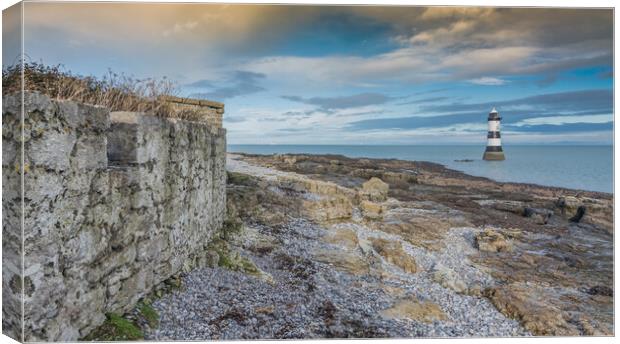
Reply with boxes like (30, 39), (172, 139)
(370, 238), (417, 274)
(360, 177), (389, 202)
(485, 283), (580, 336)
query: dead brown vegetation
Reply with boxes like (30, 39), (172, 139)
(2, 62), (198, 118)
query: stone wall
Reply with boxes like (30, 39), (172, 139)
(2, 92), (227, 341)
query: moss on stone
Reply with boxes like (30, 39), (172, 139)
(207, 238), (260, 275)
(81, 313), (143, 341)
(220, 217), (243, 241)
(137, 301), (159, 328)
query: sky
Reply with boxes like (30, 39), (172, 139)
(2, 3), (614, 145)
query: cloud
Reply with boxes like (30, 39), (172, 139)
(188, 70), (266, 101)
(397, 96), (449, 105)
(468, 77), (508, 86)
(506, 122), (612, 133)
(511, 114), (612, 127)
(420, 89), (613, 115)
(163, 20), (198, 37)
(346, 112), (483, 131)
(21, 4), (613, 89)
(347, 89), (613, 132)
(224, 116), (248, 123)
(281, 92), (392, 110)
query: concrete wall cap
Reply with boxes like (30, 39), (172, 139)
(160, 95), (224, 109)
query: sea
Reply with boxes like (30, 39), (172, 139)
(228, 145), (613, 194)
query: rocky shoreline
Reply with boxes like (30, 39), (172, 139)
(145, 153), (613, 339)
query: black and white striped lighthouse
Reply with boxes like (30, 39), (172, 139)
(483, 107), (505, 160)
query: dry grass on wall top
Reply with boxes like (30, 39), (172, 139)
(2, 62), (211, 120)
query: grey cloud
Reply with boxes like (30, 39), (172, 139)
(185, 79), (215, 88)
(397, 96), (449, 105)
(281, 92), (392, 110)
(505, 122), (612, 133)
(224, 116), (247, 123)
(347, 111), (612, 132)
(281, 110), (317, 118)
(536, 74), (558, 88)
(347, 89), (613, 132)
(420, 89), (613, 115)
(188, 70), (266, 101)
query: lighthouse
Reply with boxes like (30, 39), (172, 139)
(483, 107), (505, 160)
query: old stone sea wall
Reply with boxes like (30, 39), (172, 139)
(2, 92), (227, 341)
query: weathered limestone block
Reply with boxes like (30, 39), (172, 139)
(2, 92), (227, 341)
(360, 177), (389, 202)
(361, 200), (385, 220)
(274, 175), (355, 222)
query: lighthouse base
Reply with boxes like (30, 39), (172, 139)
(483, 151), (505, 161)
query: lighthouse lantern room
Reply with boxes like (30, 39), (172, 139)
(483, 107), (505, 161)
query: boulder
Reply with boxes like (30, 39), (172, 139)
(360, 177), (389, 202)
(370, 238), (417, 273)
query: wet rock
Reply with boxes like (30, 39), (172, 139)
(569, 206), (586, 223)
(360, 177), (389, 202)
(380, 297), (447, 323)
(370, 238), (417, 274)
(475, 229), (513, 253)
(585, 285), (613, 297)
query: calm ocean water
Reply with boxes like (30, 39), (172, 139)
(228, 145), (613, 193)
